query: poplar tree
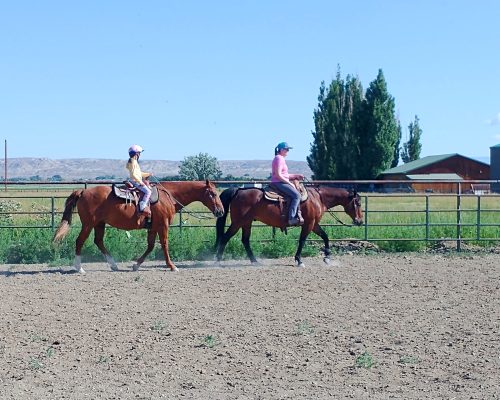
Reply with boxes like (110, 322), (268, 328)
(358, 69), (400, 178)
(391, 120), (402, 168)
(307, 68), (363, 179)
(332, 74), (364, 179)
(307, 82), (334, 179)
(308, 68), (401, 179)
(401, 115), (423, 163)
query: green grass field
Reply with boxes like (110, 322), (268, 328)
(0, 190), (499, 264)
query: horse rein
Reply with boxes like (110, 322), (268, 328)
(304, 178), (355, 227)
(151, 176), (218, 221)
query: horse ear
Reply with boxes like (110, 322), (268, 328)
(205, 179), (209, 186)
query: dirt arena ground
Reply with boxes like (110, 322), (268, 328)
(0, 253), (498, 399)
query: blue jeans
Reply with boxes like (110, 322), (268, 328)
(271, 182), (300, 220)
(130, 180), (151, 211)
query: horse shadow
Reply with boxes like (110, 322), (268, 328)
(0, 262), (252, 276)
(138, 261), (252, 270)
(0, 268), (78, 277)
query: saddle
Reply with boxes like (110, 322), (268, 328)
(112, 182), (159, 207)
(264, 181), (308, 228)
(264, 181), (308, 202)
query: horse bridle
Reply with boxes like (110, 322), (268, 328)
(153, 178), (219, 220)
(314, 185), (359, 227)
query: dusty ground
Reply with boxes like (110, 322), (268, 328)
(0, 254), (499, 400)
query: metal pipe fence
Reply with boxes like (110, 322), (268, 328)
(1, 181), (499, 251)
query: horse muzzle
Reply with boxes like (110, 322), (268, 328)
(214, 208), (224, 218)
(353, 218), (363, 226)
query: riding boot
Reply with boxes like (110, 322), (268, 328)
(136, 204), (151, 227)
(288, 217), (300, 226)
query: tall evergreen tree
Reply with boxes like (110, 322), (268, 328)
(391, 119), (402, 168)
(358, 69), (399, 178)
(308, 68), (402, 179)
(330, 74), (364, 179)
(307, 82), (334, 179)
(401, 115), (423, 163)
(307, 68), (363, 179)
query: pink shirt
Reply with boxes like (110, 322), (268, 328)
(271, 155), (289, 183)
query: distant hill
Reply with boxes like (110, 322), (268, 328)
(0, 158), (313, 181)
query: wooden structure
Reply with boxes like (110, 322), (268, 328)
(379, 154), (490, 193)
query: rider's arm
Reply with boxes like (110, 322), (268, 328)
(288, 173), (304, 181)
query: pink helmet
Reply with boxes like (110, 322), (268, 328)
(128, 144), (143, 157)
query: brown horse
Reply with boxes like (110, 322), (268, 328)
(215, 185), (363, 267)
(53, 180), (224, 273)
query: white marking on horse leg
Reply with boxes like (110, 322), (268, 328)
(295, 259), (305, 268)
(74, 255), (85, 274)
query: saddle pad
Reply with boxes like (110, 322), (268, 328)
(112, 184), (159, 204)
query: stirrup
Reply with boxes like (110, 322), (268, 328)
(288, 217), (300, 226)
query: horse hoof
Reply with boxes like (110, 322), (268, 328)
(324, 259), (340, 267)
(132, 264), (140, 272)
(170, 266), (178, 272)
(110, 265), (119, 272)
(295, 262), (305, 268)
(77, 268), (86, 274)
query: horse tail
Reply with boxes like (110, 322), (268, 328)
(215, 187), (239, 249)
(53, 189), (83, 242)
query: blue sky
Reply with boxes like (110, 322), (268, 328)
(1, 0), (499, 163)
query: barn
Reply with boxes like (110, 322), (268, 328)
(379, 154), (490, 193)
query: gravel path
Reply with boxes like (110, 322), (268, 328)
(0, 254), (499, 399)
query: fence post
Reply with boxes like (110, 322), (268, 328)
(456, 183), (462, 252)
(51, 197), (55, 231)
(364, 195), (368, 241)
(425, 195), (429, 242)
(476, 195), (481, 241)
(179, 209), (183, 234)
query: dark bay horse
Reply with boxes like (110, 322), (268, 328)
(215, 185), (363, 267)
(53, 180), (224, 273)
